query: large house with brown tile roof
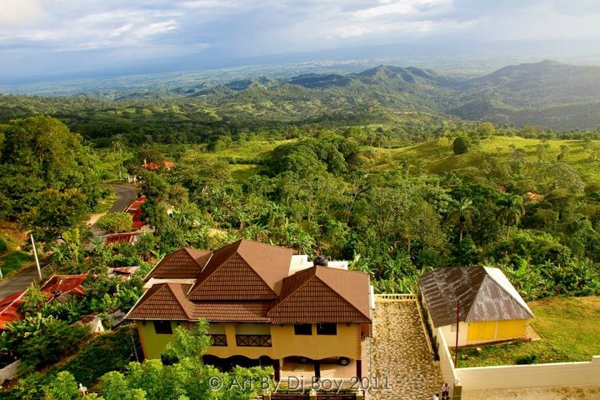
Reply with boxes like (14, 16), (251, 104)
(126, 239), (373, 381)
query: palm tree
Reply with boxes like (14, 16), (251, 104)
(496, 194), (525, 240)
(448, 197), (475, 242)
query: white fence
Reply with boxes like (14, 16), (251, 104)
(435, 328), (462, 399)
(456, 356), (600, 391)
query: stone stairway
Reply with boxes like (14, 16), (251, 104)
(368, 300), (443, 400)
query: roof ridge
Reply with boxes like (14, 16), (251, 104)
(184, 247), (203, 265)
(313, 269), (372, 321)
(236, 250), (278, 298)
(481, 267), (534, 318)
(464, 266), (486, 322)
(142, 254), (167, 282)
(164, 282), (193, 320)
(267, 267), (317, 313)
(124, 282), (165, 320)
(188, 247), (238, 295)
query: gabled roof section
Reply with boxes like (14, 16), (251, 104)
(268, 266), (372, 324)
(419, 266), (534, 328)
(145, 248), (210, 281)
(187, 239), (292, 301)
(127, 283), (193, 320)
(192, 303), (271, 323)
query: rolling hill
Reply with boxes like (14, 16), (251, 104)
(2, 61), (600, 131)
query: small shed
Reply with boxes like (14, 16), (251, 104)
(419, 266), (534, 347)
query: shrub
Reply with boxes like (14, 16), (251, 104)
(515, 354), (538, 365)
(453, 137), (469, 155)
(96, 212), (133, 233)
(6, 317), (89, 369)
(0, 237), (7, 255)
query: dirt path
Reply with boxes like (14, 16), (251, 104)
(369, 301), (443, 400)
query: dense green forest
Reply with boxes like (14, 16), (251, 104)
(2, 113), (599, 301)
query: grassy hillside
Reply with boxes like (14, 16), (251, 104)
(371, 136), (600, 183)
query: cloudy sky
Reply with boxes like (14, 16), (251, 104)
(1, 0), (600, 80)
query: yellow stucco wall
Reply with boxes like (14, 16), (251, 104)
(439, 319), (529, 347)
(466, 319), (528, 344)
(137, 321), (363, 361)
(137, 321), (185, 360)
(467, 321), (497, 342)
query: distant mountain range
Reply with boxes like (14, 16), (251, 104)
(2, 60), (600, 131)
(184, 60), (600, 130)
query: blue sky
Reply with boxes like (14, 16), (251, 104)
(2, 0), (600, 80)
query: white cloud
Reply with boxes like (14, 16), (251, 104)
(2, 0), (600, 78)
(0, 0), (42, 26)
(353, 0), (450, 19)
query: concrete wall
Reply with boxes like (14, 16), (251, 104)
(435, 328), (461, 399)
(457, 356), (600, 391)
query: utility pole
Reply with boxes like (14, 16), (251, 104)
(30, 234), (42, 282)
(454, 299), (460, 368)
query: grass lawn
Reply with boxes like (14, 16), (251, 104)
(455, 296), (600, 367)
(93, 186), (118, 214)
(0, 251), (35, 278)
(372, 136), (600, 183)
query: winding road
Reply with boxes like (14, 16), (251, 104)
(90, 184), (138, 237)
(0, 184), (138, 298)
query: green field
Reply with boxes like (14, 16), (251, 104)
(204, 135), (600, 185)
(0, 251), (34, 278)
(455, 296), (600, 367)
(371, 136), (600, 183)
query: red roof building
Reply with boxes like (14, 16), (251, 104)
(141, 161), (175, 170)
(0, 274), (88, 330)
(0, 291), (26, 330)
(124, 196), (147, 230)
(40, 274), (88, 299)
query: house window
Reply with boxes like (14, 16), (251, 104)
(153, 321), (173, 335)
(294, 324), (312, 335)
(451, 323), (457, 332)
(316, 323), (337, 335)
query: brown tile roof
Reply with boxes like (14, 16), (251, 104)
(128, 240), (372, 325)
(267, 266), (371, 324)
(419, 266), (534, 328)
(127, 283), (193, 320)
(187, 239), (292, 301)
(145, 248), (211, 280)
(128, 283), (271, 322)
(192, 302), (271, 323)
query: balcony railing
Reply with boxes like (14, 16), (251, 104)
(374, 294), (417, 302)
(209, 334), (228, 347)
(236, 334), (272, 347)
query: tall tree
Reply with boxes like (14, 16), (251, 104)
(496, 194), (525, 240)
(448, 197), (475, 242)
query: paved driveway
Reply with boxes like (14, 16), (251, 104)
(369, 300), (443, 400)
(0, 266), (44, 298)
(109, 185), (138, 212)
